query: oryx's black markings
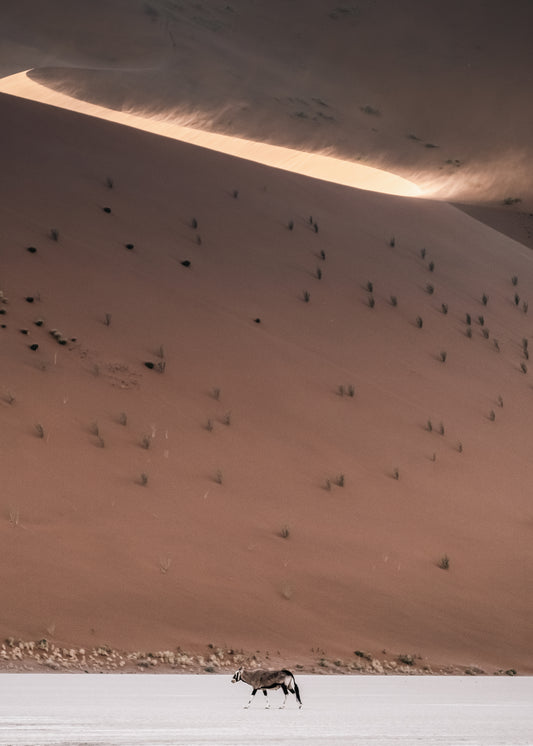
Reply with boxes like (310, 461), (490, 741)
(231, 667), (302, 709)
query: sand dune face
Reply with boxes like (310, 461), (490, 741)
(1, 89), (532, 673)
(1, 1), (533, 674)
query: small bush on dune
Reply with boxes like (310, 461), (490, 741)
(49, 228), (59, 241)
(416, 316), (423, 329)
(437, 555), (450, 570)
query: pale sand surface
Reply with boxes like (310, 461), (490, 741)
(1, 675), (532, 746)
(1, 1), (532, 675)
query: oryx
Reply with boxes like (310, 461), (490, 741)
(231, 666), (302, 709)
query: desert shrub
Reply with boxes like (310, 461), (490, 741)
(125, 243), (134, 250)
(181, 260), (191, 267)
(392, 468), (399, 480)
(466, 327), (473, 338)
(140, 434), (152, 449)
(428, 260), (435, 272)
(27, 246), (37, 254)
(493, 339), (500, 352)
(105, 176), (114, 189)
(426, 419), (433, 432)
(482, 293), (489, 306)
(303, 290), (311, 303)
(441, 303), (448, 314)
(437, 555), (450, 570)
(416, 316), (423, 328)
(482, 328), (490, 339)
(102, 207), (112, 214)
(520, 362), (528, 374)
(478, 315), (485, 326)
(232, 189), (239, 199)
(514, 293), (520, 306)
(465, 313), (471, 325)
(214, 469), (223, 484)
(205, 419), (214, 432)
(398, 653), (415, 665)
(313, 222), (319, 233)
(211, 387), (221, 401)
(280, 526), (290, 539)
(334, 473), (345, 487)
(316, 267), (322, 280)
(497, 395), (504, 408)
(420, 248), (426, 259)
(389, 295), (398, 307)
(503, 197), (521, 205)
(191, 217), (198, 229)
(140, 472), (148, 486)
(511, 275), (518, 286)
(104, 313), (112, 327)
(320, 249), (326, 261)
(119, 412), (127, 426)
(438, 422), (445, 435)
(389, 236), (395, 247)
(523, 301), (528, 314)
(347, 384), (355, 397)
(365, 281), (374, 293)
(488, 410), (496, 421)
(50, 228), (59, 241)
(35, 423), (45, 439)
(222, 411), (231, 426)
(426, 284), (434, 294)
(439, 350), (447, 363)
(367, 295), (375, 308)
(288, 220), (294, 231)
(457, 441), (463, 454)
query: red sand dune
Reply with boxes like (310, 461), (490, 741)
(1, 1), (532, 674)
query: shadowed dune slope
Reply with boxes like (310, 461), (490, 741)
(2, 0), (533, 210)
(1, 93), (532, 672)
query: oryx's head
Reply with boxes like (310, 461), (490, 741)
(231, 667), (243, 683)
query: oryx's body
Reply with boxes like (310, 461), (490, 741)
(231, 667), (302, 709)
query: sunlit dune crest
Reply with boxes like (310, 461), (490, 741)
(0, 70), (421, 198)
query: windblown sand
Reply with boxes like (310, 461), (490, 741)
(0, 0), (532, 675)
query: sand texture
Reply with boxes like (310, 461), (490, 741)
(0, 1), (532, 674)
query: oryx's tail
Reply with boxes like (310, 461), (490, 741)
(293, 679), (302, 706)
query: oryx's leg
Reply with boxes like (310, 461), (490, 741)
(244, 688), (258, 708)
(279, 683), (289, 709)
(262, 689), (270, 709)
